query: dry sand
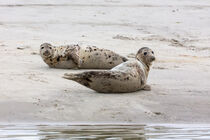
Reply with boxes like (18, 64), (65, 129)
(0, 0), (210, 124)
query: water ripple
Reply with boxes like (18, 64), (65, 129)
(0, 124), (210, 140)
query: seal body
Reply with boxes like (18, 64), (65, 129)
(63, 47), (155, 93)
(64, 60), (147, 93)
(40, 43), (128, 69)
(79, 46), (127, 69)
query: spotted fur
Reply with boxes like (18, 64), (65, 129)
(63, 47), (155, 93)
(40, 43), (128, 69)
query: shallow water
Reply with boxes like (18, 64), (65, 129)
(0, 124), (210, 140)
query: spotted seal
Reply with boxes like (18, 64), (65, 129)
(40, 43), (128, 69)
(63, 47), (155, 93)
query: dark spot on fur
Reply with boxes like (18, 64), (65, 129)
(88, 56), (90, 58)
(141, 78), (145, 86)
(67, 56), (71, 60)
(50, 59), (52, 61)
(57, 56), (60, 62)
(88, 47), (93, 52)
(85, 78), (92, 82)
(94, 49), (97, 51)
(108, 55), (111, 58)
(82, 57), (85, 59)
(137, 68), (144, 76)
(122, 57), (128, 62)
(109, 62), (113, 64)
(95, 53), (99, 55)
(84, 82), (90, 87)
(86, 71), (118, 79)
(112, 57), (118, 61)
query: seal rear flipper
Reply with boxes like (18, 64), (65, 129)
(63, 73), (92, 87)
(63, 73), (79, 80)
(63, 71), (115, 90)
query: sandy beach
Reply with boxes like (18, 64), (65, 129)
(0, 0), (210, 124)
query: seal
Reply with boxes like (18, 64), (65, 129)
(40, 43), (128, 69)
(63, 47), (155, 93)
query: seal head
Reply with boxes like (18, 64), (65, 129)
(136, 47), (155, 69)
(40, 43), (54, 58)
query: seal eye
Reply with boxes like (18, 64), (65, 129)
(41, 47), (44, 49)
(152, 51), (154, 54)
(144, 52), (147, 55)
(49, 47), (52, 49)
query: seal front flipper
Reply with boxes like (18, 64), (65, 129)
(142, 84), (151, 91)
(65, 45), (82, 67)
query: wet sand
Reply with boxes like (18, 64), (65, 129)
(0, 0), (210, 123)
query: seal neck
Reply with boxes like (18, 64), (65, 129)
(137, 57), (150, 78)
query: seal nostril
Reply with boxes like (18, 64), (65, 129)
(43, 50), (50, 56)
(151, 57), (155, 61)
